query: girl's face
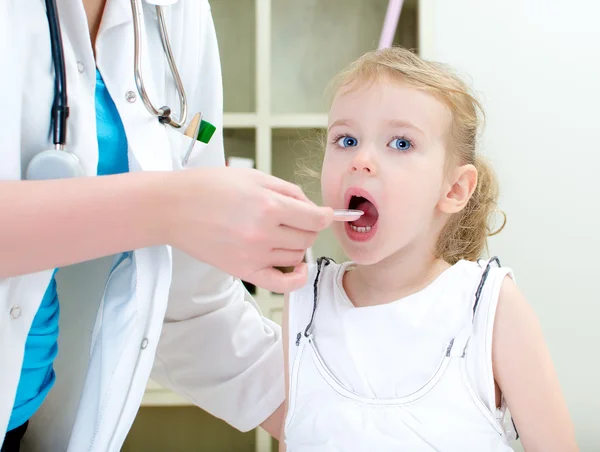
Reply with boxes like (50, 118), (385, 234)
(322, 79), (458, 265)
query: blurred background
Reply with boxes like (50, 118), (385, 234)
(86, 0), (600, 450)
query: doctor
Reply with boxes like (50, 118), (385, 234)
(0, 0), (333, 451)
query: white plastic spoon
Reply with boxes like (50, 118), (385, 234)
(333, 209), (364, 222)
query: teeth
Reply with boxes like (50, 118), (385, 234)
(350, 224), (372, 233)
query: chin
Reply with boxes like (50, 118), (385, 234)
(338, 225), (418, 267)
(339, 236), (388, 266)
(344, 252), (383, 266)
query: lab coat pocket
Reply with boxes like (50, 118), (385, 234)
(164, 125), (224, 171)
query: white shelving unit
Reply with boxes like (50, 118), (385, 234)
(124, 1), (419, 451)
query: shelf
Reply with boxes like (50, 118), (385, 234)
(269, 114), (328, 128)
(223, 128), (256, 163)
(223, 113), (327, 128)
(142, 380), (191, 407)
(224, 113), (259, 128)
(255, 292), (284, 326)
(122, 406), (256, 452)
(271, 128), (346, 263)
(270, 0), (419, 115)
(271, 127), (323, 198)
(211, 0), (256, 113)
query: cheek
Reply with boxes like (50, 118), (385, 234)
(384, 164), (445, 216)
(320, 151), (343, 204)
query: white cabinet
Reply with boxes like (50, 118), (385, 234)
(125, 1), (419, 450)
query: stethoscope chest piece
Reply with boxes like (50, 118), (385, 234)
(33, 0), (84, 181)
(26, 149), (85, 180)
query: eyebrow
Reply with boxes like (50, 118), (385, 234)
(327, 119), (354, 131)
(327, 118), (425, 137)
(386, 119), (425, 137)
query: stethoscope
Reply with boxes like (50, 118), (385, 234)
(26, 0), (187, 181)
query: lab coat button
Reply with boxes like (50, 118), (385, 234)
(77, 62), (85, 73)
(125, 91), (137, 103)
(10, 306), (21, 319)
(141, 338), (148, 349)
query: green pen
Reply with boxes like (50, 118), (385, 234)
(182, 112), (215, 166)
(197, 118), (216, 144)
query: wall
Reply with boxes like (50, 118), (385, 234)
(420, 1), (600, 449)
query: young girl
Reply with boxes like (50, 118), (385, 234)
(279, 48), (577, 451)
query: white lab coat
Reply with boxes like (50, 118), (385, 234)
(0, 0), (284, 450)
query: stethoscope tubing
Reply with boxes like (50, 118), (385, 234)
(45, 0), (69, 149)
(131, 0), (187, 128)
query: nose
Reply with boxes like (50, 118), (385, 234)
(350, 149), (377, 176)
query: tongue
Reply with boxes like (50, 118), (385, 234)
(352, 200), (378, 227)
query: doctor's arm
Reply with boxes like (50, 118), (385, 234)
(0, 175), (166, 278)
(0, 169), (329, 293)
(493, 277), (578, 451)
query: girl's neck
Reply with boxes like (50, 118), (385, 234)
(343, 246), (451, 308)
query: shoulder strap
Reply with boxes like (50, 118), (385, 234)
(447, 256), (502, 358)
(295, 257), (334, 346)
(471, 256), (501, 321)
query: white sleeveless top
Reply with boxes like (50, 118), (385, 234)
(284, 258), (518, 451)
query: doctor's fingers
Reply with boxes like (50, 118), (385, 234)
(274, 194), (334, 232)
(269, 249), (308, 268)
(262, 173), (312, 203)
(251, 263), (309, 294)
(273, 225), (318, 251)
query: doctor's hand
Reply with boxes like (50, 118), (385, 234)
(163, 167), (333, 293)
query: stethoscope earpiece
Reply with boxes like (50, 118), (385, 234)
(26, 149), (85, 180)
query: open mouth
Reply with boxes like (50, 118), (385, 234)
(347, 194), (379, 234)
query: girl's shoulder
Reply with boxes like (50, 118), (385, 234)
(290, 258), (347, 299)
(287, 258), (347, 330)
(455, 258), (515, 291)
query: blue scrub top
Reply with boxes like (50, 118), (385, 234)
(7, 69), (130, 432)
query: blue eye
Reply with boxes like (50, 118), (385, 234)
(389, 138), (412, 151)
(335, 135), (358, 148)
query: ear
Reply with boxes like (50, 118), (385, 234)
(439, 164), (478, 214)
